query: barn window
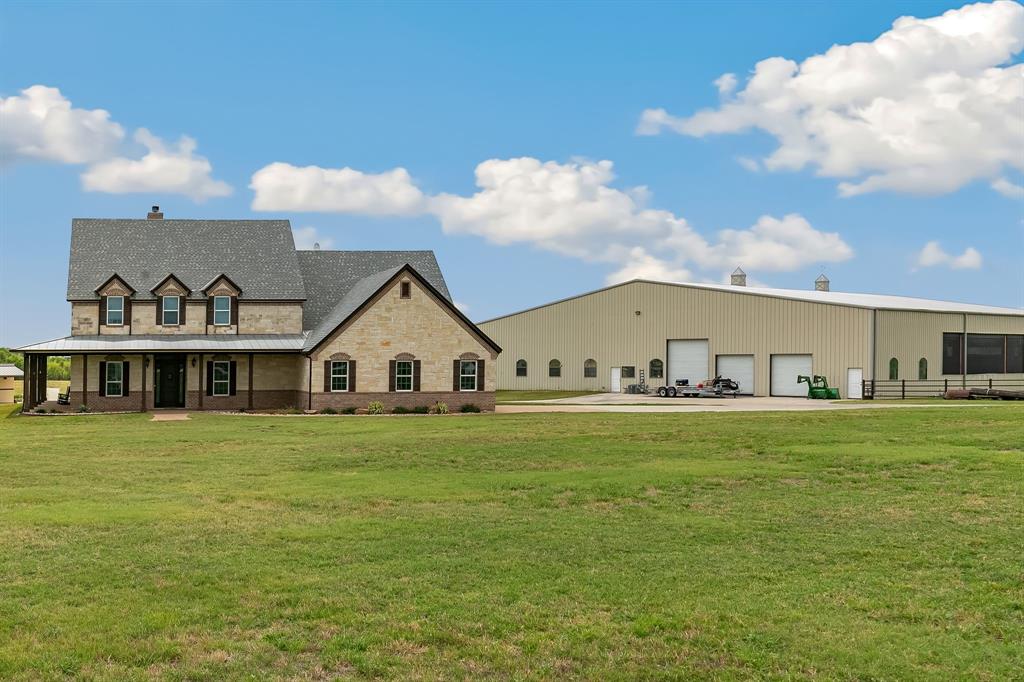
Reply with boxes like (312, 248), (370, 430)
(621, 366), (635, 379)
(649, 359), (664, 379)
(548, 359), (561, 377)
(888, 358), (898, 380)
(515, 359), (527, 377)
(583, 359), (597, 378)
(918, 358), (928, 380)
(942, 333), (963, 375)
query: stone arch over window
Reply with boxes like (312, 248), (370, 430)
(549, 359), (561, 377)
(459, 351), (480, 361)
(918, 357), (928, 380)
(395, 352), (416, 361)
(330, 352), (351, 361)
(889, 358), (899, 380)
(583, 359), (597, 378)
(649, 358), (664, 379)
(515, 359), (527, 377)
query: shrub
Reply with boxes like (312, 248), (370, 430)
(340, 406), (357, 415)
(77, 405), (90, 413)
(459, 403), (481, 413)
(367, 401), (385, 415)
(412, 405), (429, 414)
(392, 406), (411, 414)
(319, 407), (338, 415)
(433, 401), (449, 415)
(49, 409), (58, 414)
(34, 407), (46, 414)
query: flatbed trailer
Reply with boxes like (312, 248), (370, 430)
(656, 384), (739, 398)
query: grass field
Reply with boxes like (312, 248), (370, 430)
(1, 404), (1021, 679)
(495, 390), (601, 403)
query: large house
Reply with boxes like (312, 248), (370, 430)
(17, 208), (500, 412)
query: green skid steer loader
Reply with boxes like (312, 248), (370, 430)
(797, 375), (840, 400)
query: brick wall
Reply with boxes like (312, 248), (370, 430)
(311, 390), (494, 412)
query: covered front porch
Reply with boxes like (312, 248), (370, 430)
(18, 335), (307, 413)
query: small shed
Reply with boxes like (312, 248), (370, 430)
(0, 364), (24, 404)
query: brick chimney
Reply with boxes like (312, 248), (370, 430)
(815, 274), (830, 291)
(147, 205), (163, 220)
(731, 267), (746, 287)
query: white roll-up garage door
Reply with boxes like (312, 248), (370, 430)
(770, 354), (812, 396)
(667, 340), (709, 386)
(716, 355), (754, 395)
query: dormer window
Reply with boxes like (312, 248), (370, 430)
(162, 296), (180, 325)
(213, 296), (231, 326)
(106, 296), (124, 326)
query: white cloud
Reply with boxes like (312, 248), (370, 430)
(81, 129), (232, 201)
(991, 177), (1024, 199)
(0, 85), (124, 164)
(736, 156), (760, 172)
(915, 241), (983, 269)
(250, 162), (425, 214)
(637, 1), (1024, 197)
(255, 155), (853, 284)
(714, 73), (737, 96)
(292, 226), (335, 250)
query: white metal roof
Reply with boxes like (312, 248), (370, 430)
(14, 334), (307, 353)
(0, 363), (24, 377)
(479, 279), (1024, 323)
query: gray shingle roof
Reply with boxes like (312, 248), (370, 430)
(303, 266), (404, 351)
(296, 250), (450, 331)
(67, 219), (306, 301)
(15, 334), (307, 353)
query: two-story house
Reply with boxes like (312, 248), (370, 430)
(18, 208), (500, 412)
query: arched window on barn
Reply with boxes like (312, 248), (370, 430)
(549, 359), (561, 377)
(918, 358), (928, 380)
(515, 359), (527, 377)
(583, 359), (597, 378)
(649, 359), (664, 379)
(889, 358), (899, 380)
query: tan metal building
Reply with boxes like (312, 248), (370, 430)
(478, 277), (1024, 398)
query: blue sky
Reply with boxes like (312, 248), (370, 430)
(1, 0), (1021, 347)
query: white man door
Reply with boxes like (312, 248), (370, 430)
(610, 367), (621, 393)
(847, 368), (863, 400)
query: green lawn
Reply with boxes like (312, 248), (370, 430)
(1, 405), (1021, 680)
(496, 390), (601, 403)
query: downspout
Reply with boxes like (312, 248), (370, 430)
(307, 356), (312, 411)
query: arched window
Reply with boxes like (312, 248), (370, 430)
(549, 359), (561, 377)
(889, 358), (899, 380)
(918, 357), (928, 380)
(583, 359), (597, 378)
(515, 359), (527, 377)
(649, 359), (664, 379)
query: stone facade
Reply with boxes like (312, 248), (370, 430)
(54, 270), (498, 413)
(309, 276), (497, 408)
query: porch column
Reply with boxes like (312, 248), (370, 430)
(198, 354), (203, 410)
(23, 354), (33, 410)
(140, 354), (147, 412)
(248, 353), (254, 410)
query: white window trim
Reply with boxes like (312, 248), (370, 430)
(330, 360), (349, 392)
(395, 361), (413, 392)
(460, 360), (478, 392)
(212, 360), (230, 396)
(106, 295), (124, 326)
(106, 360), (124, 397)
(162, 295), (180, 326)
(213, 296), (231, 326)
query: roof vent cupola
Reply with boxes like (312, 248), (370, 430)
(815, 274), (830, 292)
(731, 267), (746, 287)
(147, 205), (163, 220)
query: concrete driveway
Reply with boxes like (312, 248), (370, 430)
(496, 393), (977, 414)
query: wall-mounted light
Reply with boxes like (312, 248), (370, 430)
(191, 357), (197, 368)
(635, 310), (641, 316)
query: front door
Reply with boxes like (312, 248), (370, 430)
(154, 355), (186, 408)
(610, 367), (621, 393)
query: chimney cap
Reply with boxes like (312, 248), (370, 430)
(815, 273), (829, 282)
(732, 266), (746, 275)
(151, 205), (159, 212)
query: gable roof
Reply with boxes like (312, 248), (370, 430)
(67, 219), (306, 301)
(296, 250), (451, 331)
(303, 264), (500, 354)
(480, 278), (1024, 323)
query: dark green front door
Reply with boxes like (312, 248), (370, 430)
(154, 355), (186, 408)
